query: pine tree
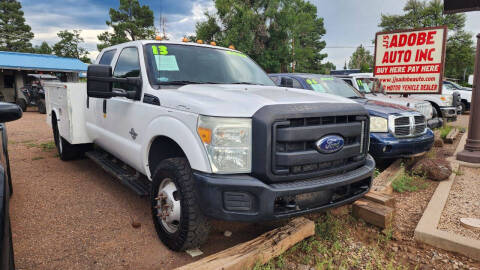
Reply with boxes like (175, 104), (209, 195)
(53, 30), (91, 63)
(34, 41), (52, 54)
(97, 0), (156, 51)
(0, 0), (34, 52)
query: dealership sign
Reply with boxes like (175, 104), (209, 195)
(374, 26), (447, 94)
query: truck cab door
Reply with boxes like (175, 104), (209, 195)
(93, 46), (145, 172)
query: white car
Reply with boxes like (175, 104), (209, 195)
(45, 40), (375, 251)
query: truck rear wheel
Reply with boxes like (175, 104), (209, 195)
(52, 115), (80, 161)
(38, 99), (46, 114)
(150, 158), (210, 251)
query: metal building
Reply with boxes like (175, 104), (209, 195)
(0, 51), (87, 103)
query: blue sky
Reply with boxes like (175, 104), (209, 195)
(20, 0), (480, 68)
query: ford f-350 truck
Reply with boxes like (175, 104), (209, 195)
(45, 40), (375, 251)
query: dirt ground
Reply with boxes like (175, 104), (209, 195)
(7, 110), (274, 270)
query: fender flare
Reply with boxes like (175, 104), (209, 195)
(142, 116), (211, 179)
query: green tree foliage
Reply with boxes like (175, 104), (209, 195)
(34, 41), (52, 55)
(445, 31), (475, 81)
(97, 0), (155, 51)
(379, 0), (473, 82)
(194, 0), (329, 73)
(380, 0), (465, 31)
(53, 30), (91, 63)
(0, 0), (34, 52)
(348, 45), (373, 71)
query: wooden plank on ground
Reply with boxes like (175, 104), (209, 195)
(352, 199), (394, 229)
(364, 191), (395, 208)
(445, 128), (459, 144)
(175, 217), (315, 270)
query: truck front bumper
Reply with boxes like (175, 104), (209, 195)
(440, 106), (458, 121)
(369, 129), (434, 159)
(193, 155), (375, 222)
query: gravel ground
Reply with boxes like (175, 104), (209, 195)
(7, 110), (272, 269)
(438, 166), (480, 240)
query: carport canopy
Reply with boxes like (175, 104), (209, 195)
(0, 51), (88, 73)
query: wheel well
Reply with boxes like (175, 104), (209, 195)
(51, 111), (57, 124)
(148, 136), (186, 173)
(429, 102), (442, 118)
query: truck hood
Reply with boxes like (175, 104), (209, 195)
(355, 98), (413, 117)
(158, 84), (359, 117)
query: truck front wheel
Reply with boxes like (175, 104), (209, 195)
(150, 158), (210, 251)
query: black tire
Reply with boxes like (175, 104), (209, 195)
(460, 101), (467, 114)
(38, 99), (46, 114)
(16, 99), (27, 112)
(150, 158), (210, 251)
(52, 115), (80, 161)
(431, 102), (442, 119)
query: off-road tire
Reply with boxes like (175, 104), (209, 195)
(38, 99), (46, 114)
(460, 101), (467, 115)
(16, 99), (27, 112)
(52, 115), (80, 161)
(150, 158), (210, 251)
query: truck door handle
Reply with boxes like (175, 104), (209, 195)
(103, 99), (107, 114)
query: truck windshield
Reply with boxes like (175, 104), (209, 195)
(301, 76), (363, 98)
(145, 44), (276, 87)
(355, 78), (384, 94)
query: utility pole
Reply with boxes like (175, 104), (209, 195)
(159, 13), (168, 40)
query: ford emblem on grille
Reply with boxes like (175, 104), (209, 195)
(315, 135), (344, 154)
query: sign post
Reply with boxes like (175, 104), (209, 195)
(443, 0), (480, 163)
(373, 26), (447, 94)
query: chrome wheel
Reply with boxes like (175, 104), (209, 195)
(156, 178), (181, 233)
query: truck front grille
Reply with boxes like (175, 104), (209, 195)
(272, 115), (369, 179)
(393, 115), (426, 137)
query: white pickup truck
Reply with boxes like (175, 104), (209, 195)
(45, 40), (375, 251)
(339, 73), (459, 124)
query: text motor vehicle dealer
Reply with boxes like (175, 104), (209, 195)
(374, 26), (447, 94)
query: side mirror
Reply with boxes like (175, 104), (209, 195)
(0, 103), (22, 123)
(87, 64), (142, 100)
(280, 77), (294, 88)
(87, 64), (113, 99)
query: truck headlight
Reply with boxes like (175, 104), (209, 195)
(440, 95), (453, 106)
(197, 116), (252, 174)
(370, 117), (388, 133)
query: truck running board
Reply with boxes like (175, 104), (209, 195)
(86, 150), (151, 197)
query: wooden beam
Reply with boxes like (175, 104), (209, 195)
(445, 128), (459, 144)
(352, 199), (394, 229)
(175, 217), (315, 270)
(364, 191), (395, 208)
